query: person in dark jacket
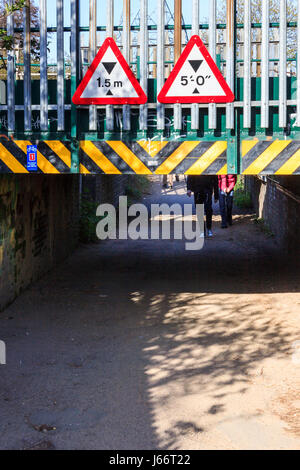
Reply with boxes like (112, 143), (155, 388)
(187, 175), (219, 237)
(218, 174), (237, 228)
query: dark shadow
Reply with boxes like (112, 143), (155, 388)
(1, 177), (299, 449)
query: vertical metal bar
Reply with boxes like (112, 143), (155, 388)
(7, 0), (15, 132)
(71, 0), (80, 172)
(261, 0), (269, 128)
(191, 0), (199, 130)
(89, 0), (97, 131)
(226, 0), (235, 129)
(274, 27), (279, 77)
(297, 0), (300, 126)
(253, 35), (257, 76)
(157, 0), (165, 130)
(174, 0), (182, 64)
(174, 0), (182, 130)
(279, 0), (287, 128)
(106, 0), (114, 132)
(123, 0), (131, 131)
(153, 45), (157, 78)
(40, 0), (48, 131)
(239, 28), (244, 78)
(23, 1), (31, 132)
(57, 0), (65, 131)
(256, 28), (262, 77)
(139, 0), (148, 131)
(243, 0), (251, 128)
(208, 0), (217, 129)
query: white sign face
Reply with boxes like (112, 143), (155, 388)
(166, 44), (226, 99)
(81, 47), (139, 100)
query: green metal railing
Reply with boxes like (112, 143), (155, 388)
(0, 0), (299, 176)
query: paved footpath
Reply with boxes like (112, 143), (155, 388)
(1, 177), (300, 450)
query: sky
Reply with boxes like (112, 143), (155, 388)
(44, 0), (211, 63)
(46, 0), (210, 28)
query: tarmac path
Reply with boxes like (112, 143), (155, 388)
(1, 177), (300, 450)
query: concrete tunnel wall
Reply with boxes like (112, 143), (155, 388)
(0, 174), (80, 311)
(0, 174), (130, 311)
(247, 176), (300, 255)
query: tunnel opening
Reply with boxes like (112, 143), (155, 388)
(77, 173), (300, 296)
(1, 173), (300, 450)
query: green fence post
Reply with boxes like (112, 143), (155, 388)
(227, 1), (238, 175)
(70, 0), (80, 174)
(227, 129), (238, 174)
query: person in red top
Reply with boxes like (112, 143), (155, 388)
(218, 174), (237, 228)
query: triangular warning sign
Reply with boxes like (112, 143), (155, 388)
(72, 37), (147, 105)
(158, 35), (234, 104)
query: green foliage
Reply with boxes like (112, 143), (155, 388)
(4, 0), (26, 14)
(79, 191), (100, 243)
(0, 28), (12, 48)
(0, 1), (40, 70)
(254, 217), (274, 238)
(234, 176), (253, 209)
(234, 190), (253, 209)
(234, 175), (245, 192)
(0, 1), (27, 69)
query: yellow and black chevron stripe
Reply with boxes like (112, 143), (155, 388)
(0, 140), (71, 174)
(2, 139), (300, 175)
(79, 140), (228, 175)
(242, 140), (300, 175)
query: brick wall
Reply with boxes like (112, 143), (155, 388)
(246, 176), (300, 253)
(0, 175), (80, 310)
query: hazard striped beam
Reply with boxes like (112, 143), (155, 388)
(242, 140), (300, 175)
(1, 139), (300, 175)
(0, 140), (71, 174)
(79, 140), (228, 175)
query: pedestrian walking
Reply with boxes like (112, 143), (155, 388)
(218, 174), (237, 228)
(162, 174), (180, 188)
(162, 174), (174, 188)
(187, 175), (219, 237)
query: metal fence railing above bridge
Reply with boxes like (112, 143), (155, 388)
(0, 0), (300, 176)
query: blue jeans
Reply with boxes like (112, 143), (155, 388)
(219, 190), (234, 226)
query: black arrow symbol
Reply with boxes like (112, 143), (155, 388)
(106, 90), (113, 96)
(192, 88), (200, 94)
(102, 62), (117, 75)
(189, 60), (203, 73)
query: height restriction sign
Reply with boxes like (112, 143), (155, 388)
(72, 37), (147, 105)
(158, 35), (234, 104)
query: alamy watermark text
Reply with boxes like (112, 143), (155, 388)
(96, 197), (205, 251)
(0, 341), (6, 365)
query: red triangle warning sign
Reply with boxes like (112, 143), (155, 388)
(158, 35), (234, 104)
(72, 37), (147, 105)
